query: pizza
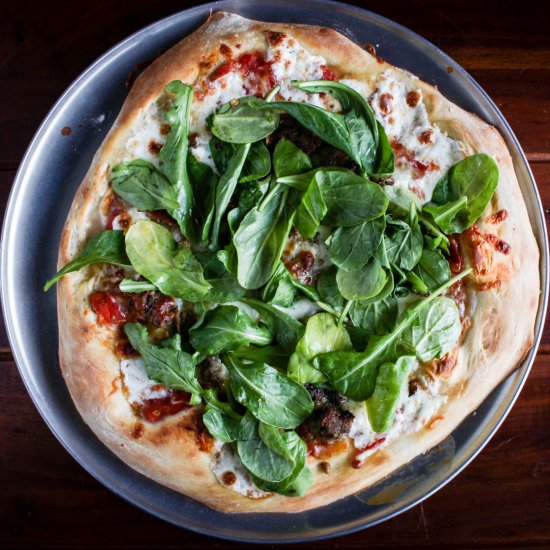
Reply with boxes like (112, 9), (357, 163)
(45, 12), (540, 513)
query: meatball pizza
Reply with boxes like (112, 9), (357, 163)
(45, 12), (539, 512)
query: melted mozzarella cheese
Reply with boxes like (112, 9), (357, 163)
(211, 442), (270, 499)
(345, 364), (447, 463)
(111, 206), (149, 230)
(120, 358), (169, 405)
(118, 100), (166, 166)
(341, 72), (465, 204)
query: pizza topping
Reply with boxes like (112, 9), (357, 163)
(138, 389), (192, 423)
(378, 93), (394, 115)
(197, 356), (228, 390)
(487, 209), (508, 224)
(90, 291), (126, 324)
(406, 90), (420, 107)
(211, 442), (271, 499)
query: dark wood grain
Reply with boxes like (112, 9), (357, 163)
(1, 357), (549, 549)
(1, 0), (549, 547)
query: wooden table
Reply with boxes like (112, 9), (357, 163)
(1, 1), (549, 547)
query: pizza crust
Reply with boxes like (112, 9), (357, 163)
(57, 12), (540, 512)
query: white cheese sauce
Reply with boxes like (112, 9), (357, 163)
(211, 441), (270, 499)
(118, 100), (166, 166)
(344, 364), (447, 463)
(341, 72), (465, 204)
(120, 358), (169, 406)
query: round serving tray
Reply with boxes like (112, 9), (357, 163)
(2, 0), (548, 543)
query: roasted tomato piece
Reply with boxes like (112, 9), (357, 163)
(90, 291), (126, 324)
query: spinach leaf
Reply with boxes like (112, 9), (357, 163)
(189, 305), (272, 355)
(159, 81), (195, 240)
(399, 296), (461, 362)
(350, 294), (398, 336)
(225, 355), (313, 429)
(111, 160), (178, 212)
(371, 119), (395, 178)
(187, 154), (218, 242)
(211, 97), (280, 143)
(424, 154), (499, 233)
(317, 266), (345, 309)
(294, 175), (327, 239)
(236, 414), (295, 482)
(291, 80), (394, 176)
(195, 251), (245, 303)
(202, 409), (242, 443)
(261, 262), (297, 307)
(44, 230), (129, 291)
(118, 279), (157, 293)
(234, 345), (290, 370)
(233, 190), (295, 289)
(336, 259), (388, 301)
(240, 141), (271, 182)
(384, 208), (423, 271)
(210, 143), (251, 247)
(366, 356), (415, 432)
(124, 322), (202, 395)
(288, 313), (352, 384)
(412, 246), (451, 292)
(315, 269), (470, 400)
(329, 216), (385, 271)
(125, 220), (211, 301)
(261, 102), (357, 163)
(272, 138), (313, 179)
(241, 298), (304, 353)
(316, 170), (388, 226)
(253, 424), (312, 496)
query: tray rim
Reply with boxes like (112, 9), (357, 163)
(2, 0), (548, 543)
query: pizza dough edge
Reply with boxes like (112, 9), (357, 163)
(55, 12), (541, 513)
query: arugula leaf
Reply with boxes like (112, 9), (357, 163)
(125, 220), (211, 301)
(315, 269), (470, 400)
(316, 170), (388, 226)
(366, 356), (415, 432)
(399, 296), (461, 361)
(189, 305), (272, 355)
(234, 190), (295, 289)
(241, 298), (304, 353)
(44, 230), (129, 291)
(211, 97), (280, 143)
(202, 409), (243, 443)
(159, 81), (195, 240)
(272, 138), (313, 179)
(111, 159), (178, 212)
(336, 259), (388, 301)
(329, 216), (385, 271)
(225, 355), (313, 429)
(423, 154), (499, 233)
(288, 313), (352, 384)
(124, 322), (202, 395)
